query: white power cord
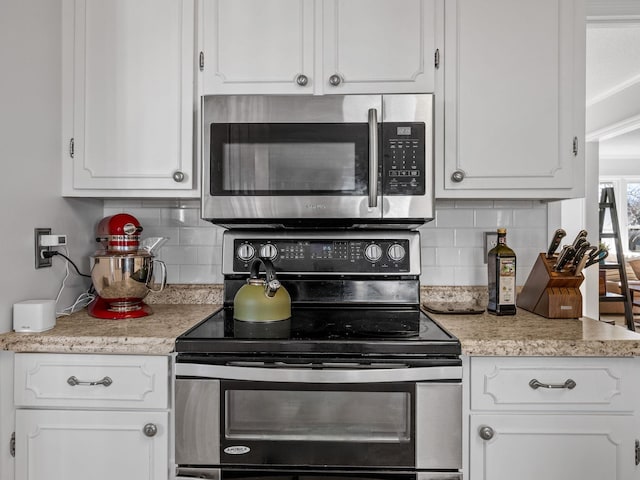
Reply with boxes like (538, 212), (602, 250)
(50, 246), (95, 316)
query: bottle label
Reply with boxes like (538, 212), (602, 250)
(498, 258), (516, 305)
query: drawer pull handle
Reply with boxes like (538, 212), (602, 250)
(529, 378), (576, 390)
(67, 376), (113, 387)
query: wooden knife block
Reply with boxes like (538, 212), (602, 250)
(517, 253), (583, 319)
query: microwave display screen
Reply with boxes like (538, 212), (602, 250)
(210, 123), (370, 195)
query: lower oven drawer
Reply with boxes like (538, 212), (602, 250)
(175, 369), (461, 470)
(176, 468), (462, 480)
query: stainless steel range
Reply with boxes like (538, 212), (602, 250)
(174, 230), (462, 480)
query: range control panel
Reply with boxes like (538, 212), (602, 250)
(231, 238), (412, 274)
(382, 122), (426, 196)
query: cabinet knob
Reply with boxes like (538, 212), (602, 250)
(143, 423), (158, 437)
(478, 425), (494, 440)
(451, 170), (465, 183)
(295, 74), (309, 86)
(173, 171), (185, 183)
(329, 74), (343, 86)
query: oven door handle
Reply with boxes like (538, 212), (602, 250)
(175, 363), (461, 383)
(368, 107), (379, 208)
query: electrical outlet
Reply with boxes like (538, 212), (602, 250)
(483, 231), (498, 264)
(35, 228), (52, 269)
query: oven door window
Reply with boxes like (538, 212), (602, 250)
(221, 382), (414, 468)
(209, 123), (370, 195)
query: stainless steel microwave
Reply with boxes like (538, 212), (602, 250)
(201, 94), (433, 228)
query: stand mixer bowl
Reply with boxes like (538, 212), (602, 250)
(91, 253), (166, 312)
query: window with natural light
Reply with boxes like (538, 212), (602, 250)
(599, 180), (640, 254)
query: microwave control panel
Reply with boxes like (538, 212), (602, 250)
(382, 122), (426, 195)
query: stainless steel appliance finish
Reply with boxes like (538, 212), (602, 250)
(222, 229), (422, 276)
(201, 94), (433, 228)
(176, 470), (462, 480)
(174, 229), (461, 480)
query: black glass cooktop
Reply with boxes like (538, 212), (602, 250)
(175, 306), (461, 358)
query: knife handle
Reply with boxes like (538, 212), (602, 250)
(546, 229), (567, 259)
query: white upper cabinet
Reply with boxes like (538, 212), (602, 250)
(437, 0), (586, 199)
(200, 0), (438, 95)
(62, 0), (197, 197)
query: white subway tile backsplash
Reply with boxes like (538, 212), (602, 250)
(513, 208), (546, 227)
(455, 199), (494, 209)
(159, 245), (198, 265)
(420, 247), (437, 266)
(180, 264), (223, 284)
(474, 209), (514, 228)
(197, 246), (223, 265)
(454, 229), (484, 247)
(121, 207), (163, 226)
(179, 227), (218, 246)
(103, 199), (144, 209)
(164, 264), (181, 284)
(493, 200), (536, 209)
(454, 266), (487, 286)
(142, 226), (181, 246)
(436, 247), (460, 265)
(459, 247), (486, 266)
(419, 228), (455, 247)
(434, 209), (474, 227)
(421, 266), (455, 285)
(434, 199), (456, 209)
(104, 199), (547, 287)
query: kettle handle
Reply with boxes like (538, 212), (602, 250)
(250, 258), (277, 283)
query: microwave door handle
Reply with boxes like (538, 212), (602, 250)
(368, 108), (378, 208)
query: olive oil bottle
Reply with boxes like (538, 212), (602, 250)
(487, 228), (516, 315)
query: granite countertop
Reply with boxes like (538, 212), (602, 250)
(3, 284), (640, 356)
(0, 304), (220, 355)
(432, 308), (640, 356)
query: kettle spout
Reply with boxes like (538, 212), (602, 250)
(265, 279), (281, 297)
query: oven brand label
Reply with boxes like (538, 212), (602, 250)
(224, 446), (251, 455)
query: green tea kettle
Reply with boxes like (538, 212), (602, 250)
(233, 258), (291, 322)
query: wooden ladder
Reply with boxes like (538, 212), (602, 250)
(599, 186), (635, 331)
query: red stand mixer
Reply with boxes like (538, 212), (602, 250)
(87, 214), (167, 319)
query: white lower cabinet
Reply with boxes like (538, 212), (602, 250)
(470, 414), (634, 480)
(468, 356), (640, 480)
(13, 353), (170, 480)
(15, 410), (168, 480)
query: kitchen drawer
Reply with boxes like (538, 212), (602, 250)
(14, 353), (168, 409)
(470, 356), (638, 412)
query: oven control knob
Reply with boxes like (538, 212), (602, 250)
(364, 243), (383, 262)
(259, 244), (278, 260)
(387, 244), (406, 262)
(237, 244), (255, 262)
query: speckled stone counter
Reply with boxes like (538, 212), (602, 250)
(4, 284), (640, 357)
(431, 308), (640, 357)
(0, 304), (220, 355)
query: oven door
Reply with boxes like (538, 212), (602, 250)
(201, 95), (383, 225)
(175, 364), (461, 471)
(176, 468), (462, 480)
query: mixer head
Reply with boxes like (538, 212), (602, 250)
(95, 213), (143, 253)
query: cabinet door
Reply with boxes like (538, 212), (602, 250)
(62, 0), (196, 196)
(200, 0), (315, 95)
(438, 0), (586, 199)
(15, 410), (168, 480)
(469, 414), (636, 480)
(322, 0), (437, 94)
